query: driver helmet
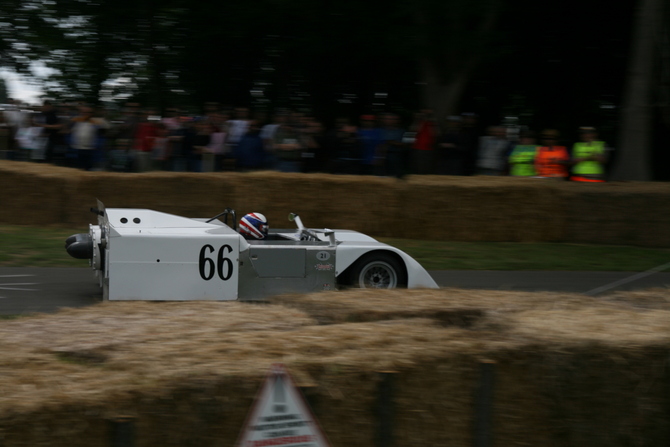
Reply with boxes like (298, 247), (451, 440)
(239, 213), (269, 239)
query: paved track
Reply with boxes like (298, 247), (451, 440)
(2, 267), (670, 315)
(428, 270), (670, 294)
(0, 268), (100, 314)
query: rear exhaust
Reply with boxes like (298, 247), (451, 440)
(65, 233), (94, 260)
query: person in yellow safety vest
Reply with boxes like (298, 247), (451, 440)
(571, 127), (607, 182)
(508, 131), (539, 176)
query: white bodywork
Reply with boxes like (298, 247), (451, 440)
(314, 231), (438, 289)
(98, 208), (244, 300)
(75, 203), (438, 301)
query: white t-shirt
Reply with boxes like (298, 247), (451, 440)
(226, 120), (249, 144)
(16, 126), (45, 150)
(71, 121), (98, 150)
(477, 136), (509, 171)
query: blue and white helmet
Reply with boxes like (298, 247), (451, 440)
(239, 213), (269, 239)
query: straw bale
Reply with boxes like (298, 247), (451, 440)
(491, 345), (670, 447)
(391, 357), (479, 446)
(0, 302), (315, 413)
(269, 287), (591, 326)
(56, 169), (406, 234)
(2, 288), (670, 445)
(0, 408), (108, 447)
(233, 171), (404, 237)
(604, 287), (670, 309)
(272, 288), (670, 446)
(0, 315), (482, 445)
(0, 161), (73, 225)
(5, 161), (670, 246)
(60, 171), (243, 227)
(398, 175), (566, 242)
(509, 304), (670, 345)
(558, 181), (670, 247)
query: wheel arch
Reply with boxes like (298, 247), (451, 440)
(337, 249), (408, 287)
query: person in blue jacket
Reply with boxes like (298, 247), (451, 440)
(234, 120), (266, 170)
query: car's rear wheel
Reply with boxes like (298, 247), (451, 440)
(347, 253), (407, 289)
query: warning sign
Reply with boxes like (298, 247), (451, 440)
(236, 364), (330, 447)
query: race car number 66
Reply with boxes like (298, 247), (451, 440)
(199, 244), (234, 281)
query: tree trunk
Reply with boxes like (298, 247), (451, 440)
(659, 11), (670, 129)
(611, 0), (664, 181)
(421, 60), (470, 123)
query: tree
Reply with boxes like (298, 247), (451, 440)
(0, 76), (8, 103)
(0, 0), (648, 152)
(611, 0), (664, 181)
(36, 0), (192, 106)
(410, 0), (502, 121)
(0, 0), (53, 73)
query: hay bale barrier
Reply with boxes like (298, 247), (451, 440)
(3, 160), (670, 246)
(1, 289), (670, 445)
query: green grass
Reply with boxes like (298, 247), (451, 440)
(378, 239), (670, 271)
(1, 225), (669, 271)
(0, 226), (84, 268)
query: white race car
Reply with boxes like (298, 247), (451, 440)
(65, 201), (438, 300)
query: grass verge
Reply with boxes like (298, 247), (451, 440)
(0, 225), (83, 267)
(376, 239), (670, 271)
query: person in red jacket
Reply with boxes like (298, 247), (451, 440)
(535, 129), (570, 179)
(133, 110), (158, 171)
(411, 109), (437, 174)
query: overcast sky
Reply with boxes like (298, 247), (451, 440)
(1, 67), (49, 105)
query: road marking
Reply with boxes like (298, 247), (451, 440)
(585, 261), (670, 295)
(0, 282), (39, 287)
(0, 287), (38, 291)
(0, 275), (39, 293)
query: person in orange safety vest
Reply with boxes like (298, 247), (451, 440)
(535, 129), (570, 179)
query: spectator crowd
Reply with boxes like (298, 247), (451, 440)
(0, 100), (611, 182)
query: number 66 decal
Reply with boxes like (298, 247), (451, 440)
(199, 244), (234, 281)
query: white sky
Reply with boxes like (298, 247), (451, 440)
(0, 70), (42, 104)
(1, 64), (132, 105)
(1, 63), (56, 105)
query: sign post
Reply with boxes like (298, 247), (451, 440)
(236, 364), (330, 447)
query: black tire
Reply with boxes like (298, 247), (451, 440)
(346, 252), (407, 289)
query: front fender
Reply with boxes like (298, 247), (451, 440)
(336, 242), (438, 288)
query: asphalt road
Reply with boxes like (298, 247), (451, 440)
(0, 268), (101, 315)
(2, 267), (670, 315)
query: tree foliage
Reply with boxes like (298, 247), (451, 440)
(0, 0), (657, 136)
(0, 76), (8, 103)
